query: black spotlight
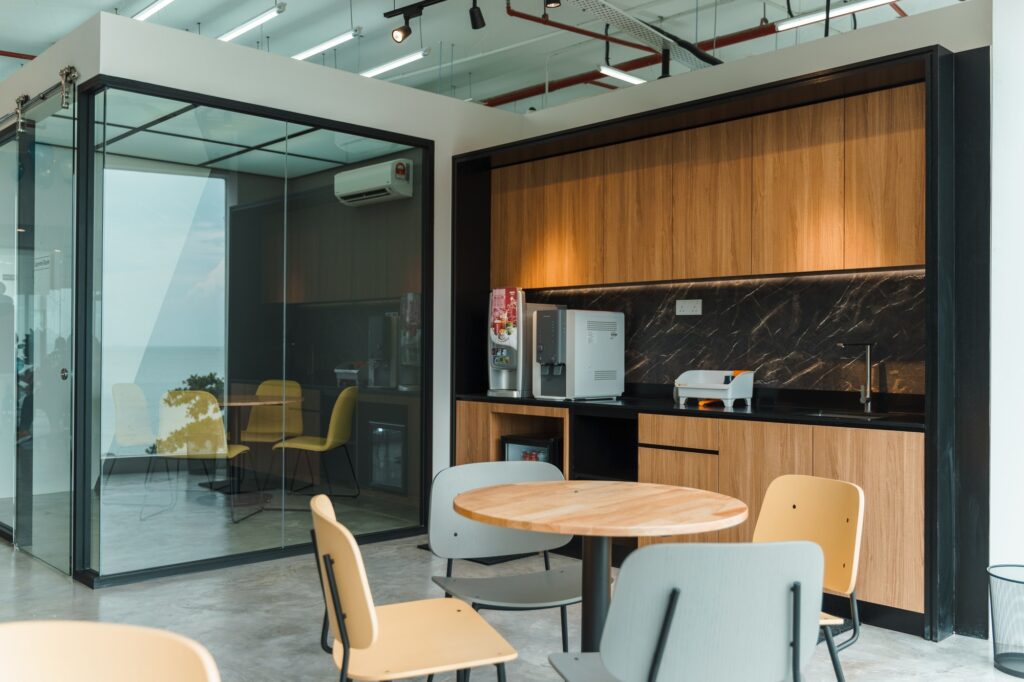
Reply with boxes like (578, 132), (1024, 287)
(545, 0), (561, 7)
(392, 18), (412, 42)
(469, 0), (486, 29)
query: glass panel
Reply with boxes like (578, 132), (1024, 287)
(94, 89), (288, 574)
(15, 98), (77, 573)
(0, 136), (16, 532)
(89, 85), (427, 576)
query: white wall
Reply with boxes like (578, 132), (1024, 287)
(989, 0), (1022, 565)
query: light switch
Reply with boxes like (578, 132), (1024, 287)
(675, 299), (702, 316)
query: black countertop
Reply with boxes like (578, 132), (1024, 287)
(457, 392), (925, 432)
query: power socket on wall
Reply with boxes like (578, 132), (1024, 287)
(675, 299), (702, 316)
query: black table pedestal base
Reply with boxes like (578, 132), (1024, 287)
(581, 536), (612, 652)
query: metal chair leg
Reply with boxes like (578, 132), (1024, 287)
(496, 663), (507, 682)
(560, 604), (569, 652)
(822, 625), (845, 682)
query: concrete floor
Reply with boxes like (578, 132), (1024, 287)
(0, 534), (1002, 681)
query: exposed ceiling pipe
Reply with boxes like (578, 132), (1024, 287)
(889, 2), (908, 18)
(506, 0), (658, 55)
(481, 53), (659, 107)
(0, 49), (36, 61)
(483, 0), (910, 107)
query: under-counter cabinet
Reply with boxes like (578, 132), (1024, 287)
(637, 414), (720, 545)
(717, 420), (814, 543)
(812, 425), (925, 613)
(454, 400), (571, 476)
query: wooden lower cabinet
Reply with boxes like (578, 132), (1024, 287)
(454, 400), (571, 476)
(718, 420), (814, 543)
(638, 446), (719, 546)
(812, 426), (925, 613)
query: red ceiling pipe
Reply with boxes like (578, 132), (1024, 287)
(696, 22), (778, 51)
(890, 2), (908, 18)
(481, 53), (660, 107)
(506, 1), (658, 55)
(0, 49), (35, 60)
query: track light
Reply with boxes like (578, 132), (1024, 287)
(776, 0), (891, 31)
(360, 48), (431, 78)
(545, 0), (561, 8)
(218, 3), (287, 42)
(469, 0), (486, 29)
(599, 65), (646, 85)
(392, 20), (412, 43)
(291, 28), (360, 60)
(133, 0), (176, 21)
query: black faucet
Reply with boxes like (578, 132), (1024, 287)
(837, 341), (875, 413)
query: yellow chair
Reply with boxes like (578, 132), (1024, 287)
(310, 494), (516, 681)
(0, 620), (220, 682)
(240, 379), (304, 444)
(153, 390), (256, 523)
(275, 386), (359, 498)
(752, 474), (865, 682)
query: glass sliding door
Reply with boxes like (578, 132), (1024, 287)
(13, 100), (77, 572)
(0, 135), (16, 535)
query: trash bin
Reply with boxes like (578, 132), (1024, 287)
(989, 565), (1024, 677)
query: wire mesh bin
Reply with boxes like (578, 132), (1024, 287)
(990, 565), (1024, 677)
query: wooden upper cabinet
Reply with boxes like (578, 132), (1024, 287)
(752, 100), (845, 274)
(603, 136), (674, 283)
(672, 119), (753, 279)
(844, 83), (926, 269)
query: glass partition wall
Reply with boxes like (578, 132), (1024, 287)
(80, 85), (428, 578)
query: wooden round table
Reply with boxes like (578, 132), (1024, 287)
(454, 480), (748, 652)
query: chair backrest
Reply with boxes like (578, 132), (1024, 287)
(156, 390), (228, 457)
(600, 542), (823, 682)
(244, 379), (303, 437)
(0, 620), (220, 682)
(753, 474), (865, 597)
(310, 494), (378, 650)
(112, 383), (155, 447)
(324, 386), (358, 449)
(429, 461), (571, 559)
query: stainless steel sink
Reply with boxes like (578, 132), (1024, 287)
(802, 410), (894, 422)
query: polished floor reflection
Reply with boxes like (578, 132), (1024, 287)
(0, 534), (998, 681)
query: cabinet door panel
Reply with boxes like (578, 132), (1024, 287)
(638, 413), (719, 451)
(673, 119), (752, 279)
(813, 426), (924, 612)
(604, 136), (674, 283)
(752, 100), (845, 274)
(718, 420), (813, 542)
(844, 84), (926, 268)
(638, 446), (718, 545)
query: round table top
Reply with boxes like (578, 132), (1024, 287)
(454, 480), (748, 538)
(220, 395), (303, 408)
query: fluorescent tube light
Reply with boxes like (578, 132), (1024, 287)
(292, 28), (360, 60)
(598, 65), (646, 85)
(776, 0), (892, 31)
(360, 48), (431, 78)
(133, 0), (176, 21)
(218, 3), (287, 42)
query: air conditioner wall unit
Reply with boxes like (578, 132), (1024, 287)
(334, 158), (414, 207)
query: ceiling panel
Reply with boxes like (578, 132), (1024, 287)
(262, 128), (412, 164)
(207, 149), (337, 178)
(105, 131), (242, 166)
(150, 106), (307, 149)
(98, 88), (195, 129)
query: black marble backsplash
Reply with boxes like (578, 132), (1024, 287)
(530, 269), (925, 395)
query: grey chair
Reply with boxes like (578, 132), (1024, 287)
(549, 541), (825, 682)
(428, 461), (583, 653)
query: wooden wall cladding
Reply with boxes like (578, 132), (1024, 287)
(489, 84), (924, 289)
(844, 83), (926, 269)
